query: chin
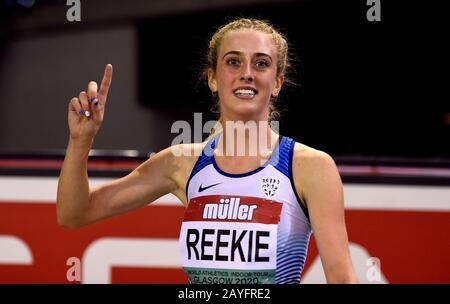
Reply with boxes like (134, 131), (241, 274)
(221, 95), (269, 119)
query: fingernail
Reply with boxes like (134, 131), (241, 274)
(85, 110), (91, 117)
(94, 101), (99, 106)
(89, 97), (95, 103)
(79, 110), (85, 116)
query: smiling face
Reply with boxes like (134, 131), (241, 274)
(208, 30), (284, 122)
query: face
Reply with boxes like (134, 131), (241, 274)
(208, 30), (284, 121)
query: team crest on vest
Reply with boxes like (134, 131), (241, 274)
(261, 176), (280, 198)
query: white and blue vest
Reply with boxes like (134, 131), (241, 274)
(179, 134), (312, 284)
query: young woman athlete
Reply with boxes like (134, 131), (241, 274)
(57, 18), (358, 284)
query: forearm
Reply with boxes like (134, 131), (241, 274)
(56, 137), (93, 227)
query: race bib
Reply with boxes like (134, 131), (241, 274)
(179, 195), (282, 284)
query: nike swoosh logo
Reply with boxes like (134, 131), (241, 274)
(198, 182), (222, 192)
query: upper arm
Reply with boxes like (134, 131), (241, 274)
(293, 147), (357, 283)
(84, 146), (181, 226)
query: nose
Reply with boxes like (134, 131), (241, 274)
(240, 62), (254, 82)
(240, 74), (253, 82)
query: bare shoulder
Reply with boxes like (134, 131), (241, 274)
(139, 142), (203, 168)
(135, 142), (204, 188)
(291, 142), (341, 205)
(292, 142), (338, 174)
(154, 142), (206, 205)
(167, 142), (205, 170)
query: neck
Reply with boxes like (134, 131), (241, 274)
(215, 119), (279, 158)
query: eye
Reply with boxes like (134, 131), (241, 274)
(226, 58), (240, 66)
(255, 60), (269, 69)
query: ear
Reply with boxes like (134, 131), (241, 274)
(272, 73), (285, 96)
(207, 68), (218, 93)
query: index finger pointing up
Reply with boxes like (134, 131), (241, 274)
(98, 64), (113, 102)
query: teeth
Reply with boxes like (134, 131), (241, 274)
(234, 89), (255, 95)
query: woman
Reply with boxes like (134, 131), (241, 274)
(57, 18), (357, 284)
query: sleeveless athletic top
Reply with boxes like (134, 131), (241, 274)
(179, 133), (312, 284)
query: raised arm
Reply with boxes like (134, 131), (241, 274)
(293, 145), (358, 283)
(56, 64), (180, 228)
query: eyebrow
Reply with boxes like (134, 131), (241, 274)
(222, 51), (272, 60)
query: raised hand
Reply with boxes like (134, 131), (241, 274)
(68, 64), (113, 140)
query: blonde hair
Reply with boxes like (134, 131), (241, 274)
(203, 18), (292, 137)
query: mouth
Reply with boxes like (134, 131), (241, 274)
(233, 87), (258, 100)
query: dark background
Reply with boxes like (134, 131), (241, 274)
(1, 0), (449, 159)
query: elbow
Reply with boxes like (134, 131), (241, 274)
(57, 213), (83, 229)
(57, 216), (81, 229)
(56, 204), (86, 229)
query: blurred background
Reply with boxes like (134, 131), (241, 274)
(0, 0), (449, 284)
(0, 0), (448, 156)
